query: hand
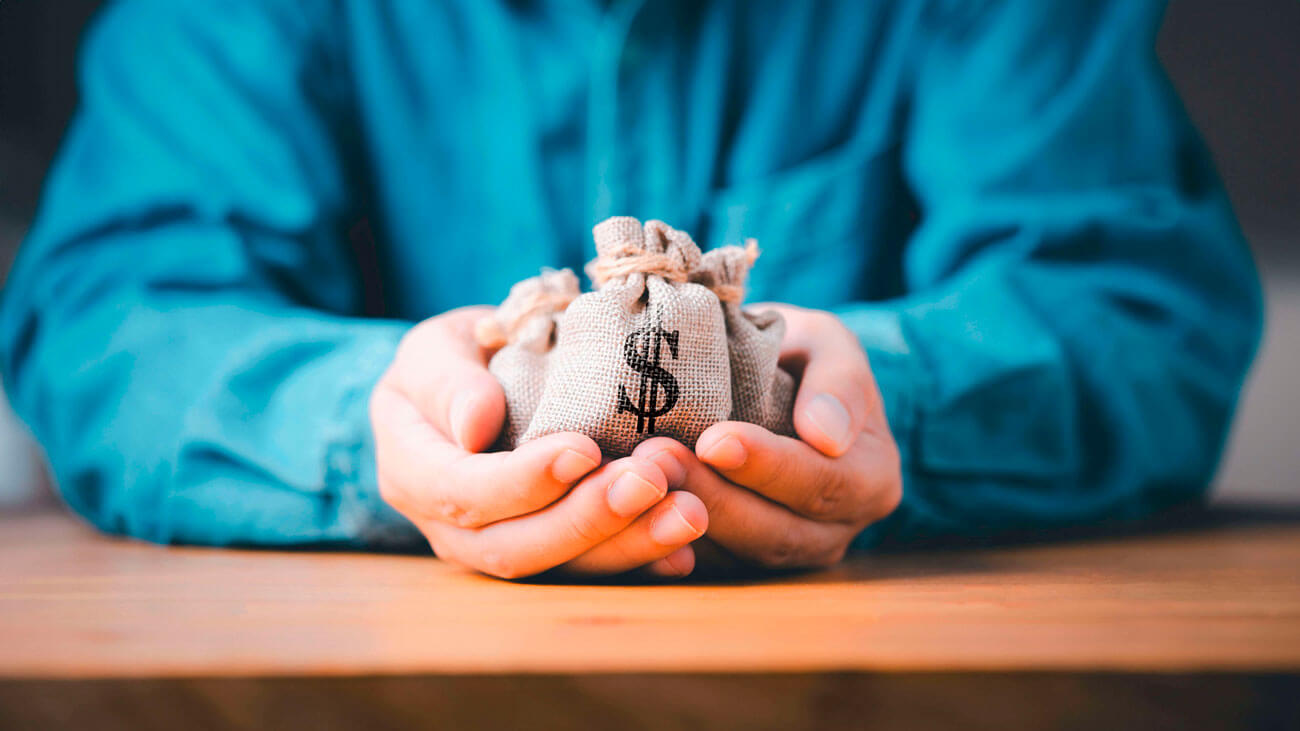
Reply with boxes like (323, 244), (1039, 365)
(370, 307), (707, 580)
(632, 305), (901, 571)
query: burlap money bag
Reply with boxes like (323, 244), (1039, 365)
(516, 217), (734, 457)
(693, 245), (796, 436)
(474, 268), (580, 448)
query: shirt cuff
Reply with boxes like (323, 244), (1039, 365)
(832, 305), (929, 550)
(325, 322), (427, 551)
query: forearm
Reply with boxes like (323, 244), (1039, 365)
(0, 0), (430, 548)
(834, 0), (1264, 548)
(3, 290), (419, 548)
(834, 244), (1260, 548)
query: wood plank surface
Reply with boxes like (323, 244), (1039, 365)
(2, 509), (1299, 678)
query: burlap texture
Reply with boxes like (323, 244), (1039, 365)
(474, 268), (580, 448)
(693, 246), (796, 436)
(480, 217), (793, 457)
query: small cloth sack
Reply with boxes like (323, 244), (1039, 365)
(479, 216), (794, 457)
(693, 246), (796, 436)
(474, 268), (580, 447)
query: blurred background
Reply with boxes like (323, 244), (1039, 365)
(1, 1), (1297, 510)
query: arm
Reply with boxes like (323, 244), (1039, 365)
(0, 0), (416, 548)
(841, 0), (1262, 545)
(634, 0), (1261, 570)
(1, 2), (710, 573)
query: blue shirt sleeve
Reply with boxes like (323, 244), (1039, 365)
(0, 0), (1264, 553)
(0, 1), (422, 548)
(844, 0), (1263, 547)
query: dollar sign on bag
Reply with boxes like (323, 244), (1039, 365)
(618, 320), (680, 434)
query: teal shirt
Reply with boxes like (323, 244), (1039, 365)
(0, 0), (1262, 550)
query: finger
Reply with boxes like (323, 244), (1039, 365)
(634, 438), (851, 569)
(390, 308), (505, 451)
(642, 545), (697, 579)
(780, 310), (884, 458)
(684, 537), (744, 576)
(431, 457), (670, 580)
(372, 384), (601, 527)
(695, 421), (893, 524)
(560, 491), (707, 576)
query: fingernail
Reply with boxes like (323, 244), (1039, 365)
(551, 449), (599, 483)
(700, 435), (747, 470)
(607, 471), (663, 517)
(651, 505), (703, 545)
(804, 393), (852, 452)
(449, 391), (475, 447)
(648, 450), (686, 488)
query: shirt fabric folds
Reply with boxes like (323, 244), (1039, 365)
(0, 0), (1262, 550)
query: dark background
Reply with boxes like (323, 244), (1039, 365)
(1, 1), (1297, 500)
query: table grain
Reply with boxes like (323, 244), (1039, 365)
(2, 508), (1298, 678)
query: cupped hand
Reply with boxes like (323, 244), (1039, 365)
(633, 305), (901, 571)
(370, 307), (707, 580)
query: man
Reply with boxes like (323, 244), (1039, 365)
(0, 0), (1262, 579)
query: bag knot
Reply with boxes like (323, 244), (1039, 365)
(475, 268), (580, 350)
(693, 239), (760, 305)
(586, 217), (703, 288)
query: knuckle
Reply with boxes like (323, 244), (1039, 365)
(567, 511), (610, 547)
(751, 444), (795, 492)
(865, 446), (903, 522)
(754, 532), (806, 569)
(811, 309), (847, 336)
(510, 460), (571, 508)
(873, 476), (904, 522)
(754, 527), (849, 570)
(799, 533), (848, 569)
(698, 488), (737, 528)
(601, 538), (643, 570)
(825, 364), (870, 400)
(450, 506), (485, 529)
(816, 543), (850, 568)
(804, 476), (851, 521)
(884, 440), (902, 474)
(430, 494), (483, 529)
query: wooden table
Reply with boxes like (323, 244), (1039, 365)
(2, 507), (1298, 729)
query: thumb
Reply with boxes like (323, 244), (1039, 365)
(785, 314), (880, 459)
(441, 371), (507, 452)
(393, 308), (506, 452)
